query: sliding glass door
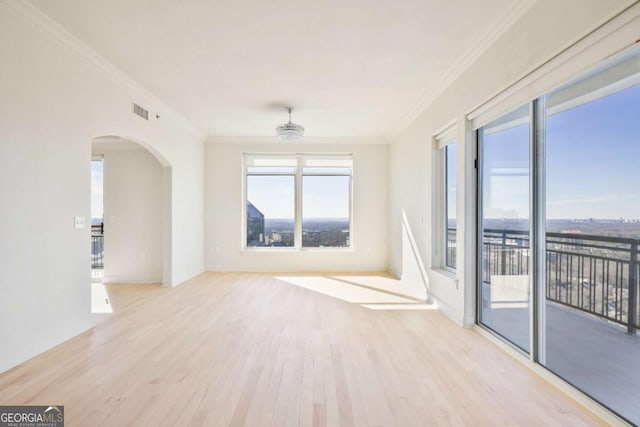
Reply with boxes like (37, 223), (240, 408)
(476, 45), (640, 424)
(478, 104), (531, 352)
(542, 47), (640, 424)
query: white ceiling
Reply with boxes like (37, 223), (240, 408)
(31, 0), (529, 139)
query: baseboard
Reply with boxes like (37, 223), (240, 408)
(388, 265), (401, 279)
(430, 294), (464, 326)
(167, 271), (208, 288)
(102, 275), (162, 284)
(204, 265), (389, 273)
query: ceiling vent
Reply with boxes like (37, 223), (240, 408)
(132, 102), (149, 120)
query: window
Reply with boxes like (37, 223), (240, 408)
(445, 144), (457, 269)
(302, 174), (350, 248)
(434, 125), (457, 271)
(246, 174), (295, 247)
(244, 154), (352, 249)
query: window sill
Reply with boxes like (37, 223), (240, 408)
(241, 247), (354, 254)
(430, 267), (458, 284)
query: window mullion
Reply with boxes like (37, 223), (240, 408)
(531, 96), (547, 364)
(444, 147), (449, 268)
(295, 165), (303, 249)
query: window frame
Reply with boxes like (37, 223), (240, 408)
(242, 153), (354, 252)
(433, 124), (458, 273)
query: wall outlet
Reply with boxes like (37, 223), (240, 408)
(74, 216), (85, 229)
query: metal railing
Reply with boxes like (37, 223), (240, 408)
(545, 232), (639, 333)
(446, 227), (457, 269)
(448, 227), (640, 333)
(91, 223), (104, 270)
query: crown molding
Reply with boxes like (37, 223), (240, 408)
(390, 0), (536, 140)
(1, 0), (205, 140)
(205, 135), (390, 145)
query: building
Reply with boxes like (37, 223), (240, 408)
(246, 201), (265, 246)
(1, 0), (639, 425)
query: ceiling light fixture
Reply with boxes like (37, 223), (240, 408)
(275, 107), (304, 143)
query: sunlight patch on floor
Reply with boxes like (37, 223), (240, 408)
(91, 282), (112, 313)
(361, 303), (437, 310)
(274, 275), (435, 310)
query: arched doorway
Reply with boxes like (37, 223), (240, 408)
(91, 136), (172, 303)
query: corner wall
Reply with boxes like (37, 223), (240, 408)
(388, 0), (634, 325)
(0, 2), (205, 373)
(205, 139), (389, 272)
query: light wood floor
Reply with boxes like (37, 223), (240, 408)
(0, 272), (604, 426)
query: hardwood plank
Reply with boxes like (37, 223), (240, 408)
(0, 272), (606, 426)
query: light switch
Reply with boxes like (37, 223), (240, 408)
(74, 216), (85, 229)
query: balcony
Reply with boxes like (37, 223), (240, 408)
(476, 228), (640, 332)
(91, 223), (104, 278)
(452, 227), (640, 423)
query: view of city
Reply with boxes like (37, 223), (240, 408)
(247, 202), (349, 248)
(467, 218), (640, 319)
(476, 217), (640, 238)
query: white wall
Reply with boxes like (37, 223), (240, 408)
(93, 143), (164, 283)
(0, 2), (205, 373)
(389, 0), (635, 325)
(205, 139), (388, 272)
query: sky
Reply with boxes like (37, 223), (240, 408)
(247, 174), (350, 220)
(483, 122), (530, 219)
(546, 83), (640, 219)
(446, 144), (457, 221)
(91, 160), (103, 219)
(482, 82), (640, 220)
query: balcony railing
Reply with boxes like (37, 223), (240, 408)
(91, 223), (104, 270)
(448, 227), (640, 333)
(446, 227), (457, 269)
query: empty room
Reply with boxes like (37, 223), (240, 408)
(1, 0), (639, 425)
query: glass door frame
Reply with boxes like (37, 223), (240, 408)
(474, 91), (635, 425)
(474, 99), (546, 361)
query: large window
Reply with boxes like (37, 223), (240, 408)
(244, 154), (352, 249)
(476, 45), (640, 424)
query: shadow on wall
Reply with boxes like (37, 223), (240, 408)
(400, 209), (430, 301)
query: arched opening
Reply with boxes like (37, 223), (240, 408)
(90, 136), (172, 313)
